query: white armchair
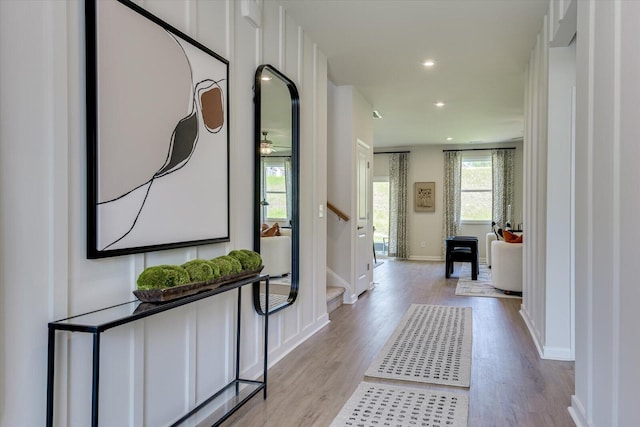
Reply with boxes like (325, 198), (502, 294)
(491, 240), (523, 293)
(486, 232), (497, 267)
(260, 234), (291, 278)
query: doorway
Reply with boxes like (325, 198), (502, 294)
(373, 179), (389, 257)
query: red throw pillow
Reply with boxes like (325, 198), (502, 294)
(503, 230), (523, 243)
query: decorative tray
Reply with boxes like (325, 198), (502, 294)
(133, 266), (264, 303)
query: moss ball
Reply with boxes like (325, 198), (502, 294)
(210, 257), (233, 276)
(181, 259), (216, 282)
(137, 265), (190, 290)
(227, 250), (253, 270)
(219, 255), (243, 274)
(240, 249), (262, 269)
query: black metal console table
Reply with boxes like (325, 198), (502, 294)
(46, 274), (269, 427)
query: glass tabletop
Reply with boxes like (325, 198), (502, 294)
(49, 274), (267, 333)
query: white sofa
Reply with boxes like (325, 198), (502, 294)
(486, 232), (497, 267)
(260, 227), (292, 278)
(491, 240), (523, 293)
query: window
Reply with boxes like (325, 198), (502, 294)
(373, 179), (390, 256)
(262, 158), (289, 222)
(460, 156), (492, 222)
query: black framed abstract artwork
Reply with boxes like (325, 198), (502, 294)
(86, 0), (230, 258)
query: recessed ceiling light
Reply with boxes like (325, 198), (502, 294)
(373, 110), (383, 119)
(435, 101), (445, 108)
(423, 59), (436, 67)
(446, 137), (453, 141)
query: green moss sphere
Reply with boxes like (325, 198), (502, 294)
(240, 249), (262, 270)
(137, 265), (190, 290)
(181, 259), (217, 282)
(210, 257), (233, 276)
(218, 255), (243, 274)
(228, 250), (253, 270)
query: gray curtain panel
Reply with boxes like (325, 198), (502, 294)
(442, 151), (462, 255)
(389, 153), (409, 259)
(285, 157), (292, 224)
(491, 149), (515, 226)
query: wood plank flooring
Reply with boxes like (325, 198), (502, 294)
(223, 260), (575, 427)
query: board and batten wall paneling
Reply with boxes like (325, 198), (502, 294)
(572, 1), (640, 426)
(0, 0), (328, 425)
(521, 0), (576, 368)
(521, 15), (548, 360)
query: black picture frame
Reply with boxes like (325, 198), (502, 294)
(86, 0), (230, 259)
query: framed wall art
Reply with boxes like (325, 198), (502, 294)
(86, 0), (230, 258)
(415, 182), (436, 212)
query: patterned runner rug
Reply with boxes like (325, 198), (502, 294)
(455, 264), (521, 299)
(330, 382), (468, 427)
(365, 304), (472, 387)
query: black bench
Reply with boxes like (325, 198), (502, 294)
(445, 236), (479, 280)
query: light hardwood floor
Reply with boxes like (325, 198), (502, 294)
(224, 260), (575, 427)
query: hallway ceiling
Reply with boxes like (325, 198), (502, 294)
(278, 0), (548, 148)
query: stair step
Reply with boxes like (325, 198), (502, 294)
(327, 286), (346, 314)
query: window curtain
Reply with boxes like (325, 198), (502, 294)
(442, 151), (462, 253)
(491, 149), (515, 226)
(389, 153), (409, 259)
(284, 157), (292, 225)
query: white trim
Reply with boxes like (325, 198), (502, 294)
(542, 345), (574, 361)
(568, 395), (590, 427)
(408, 256), (444, 262)
(344, 293), (358, 305)
(611, 3), (621, 424)
(520, 308), (544, 359)
(241, 315), (330, 380)
(240, 0), (261, 28)
(459, 220), (492, 226)
(570, 84), (576, 360)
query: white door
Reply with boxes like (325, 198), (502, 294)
(355, 139), (372, 295)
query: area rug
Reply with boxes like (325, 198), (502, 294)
(259, 293), (289, 311)
(365, 304), (472, 387)
(330, 382), (468, 427)
(455, 264), (521, 299)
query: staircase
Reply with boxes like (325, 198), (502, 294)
(326, 285), (345, 313)
(326, 267), (348, 314)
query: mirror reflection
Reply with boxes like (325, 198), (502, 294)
(253, 65), (299, 314)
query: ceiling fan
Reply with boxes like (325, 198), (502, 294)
(260, 131), (275, 155)
(259, 131), (290, 155)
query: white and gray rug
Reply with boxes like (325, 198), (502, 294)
(259, 293), (289, 311)
(365, 304), (472, 387)
(330, 382), (469, 427)
(455, 264), (521, 299)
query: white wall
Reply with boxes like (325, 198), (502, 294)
(545, 41), (576, 360)
(571, 1), (640, 426)
(327, 85), (373, 301)
(0, 1), (328, 425)
(521, 0), (576, 364)
(327, 83), (354, 293)
(374, 142), (524, 262)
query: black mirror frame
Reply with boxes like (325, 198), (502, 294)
(252, 64), (300, 315)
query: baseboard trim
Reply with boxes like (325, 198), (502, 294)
(520, 307), (545, 359)
(542, 345), (574, 361)
(568, 395), (589, 427)
(267, 315), (330, 370)
(343, 292), (357, 304)
(406, 256), (489, 264)
(520, 308), (574, 361)
(407, 255), (443, 262)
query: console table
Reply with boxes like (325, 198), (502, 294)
(46, 274), (269, 427)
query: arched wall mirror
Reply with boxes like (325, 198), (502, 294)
(252, 64), (299, 315)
